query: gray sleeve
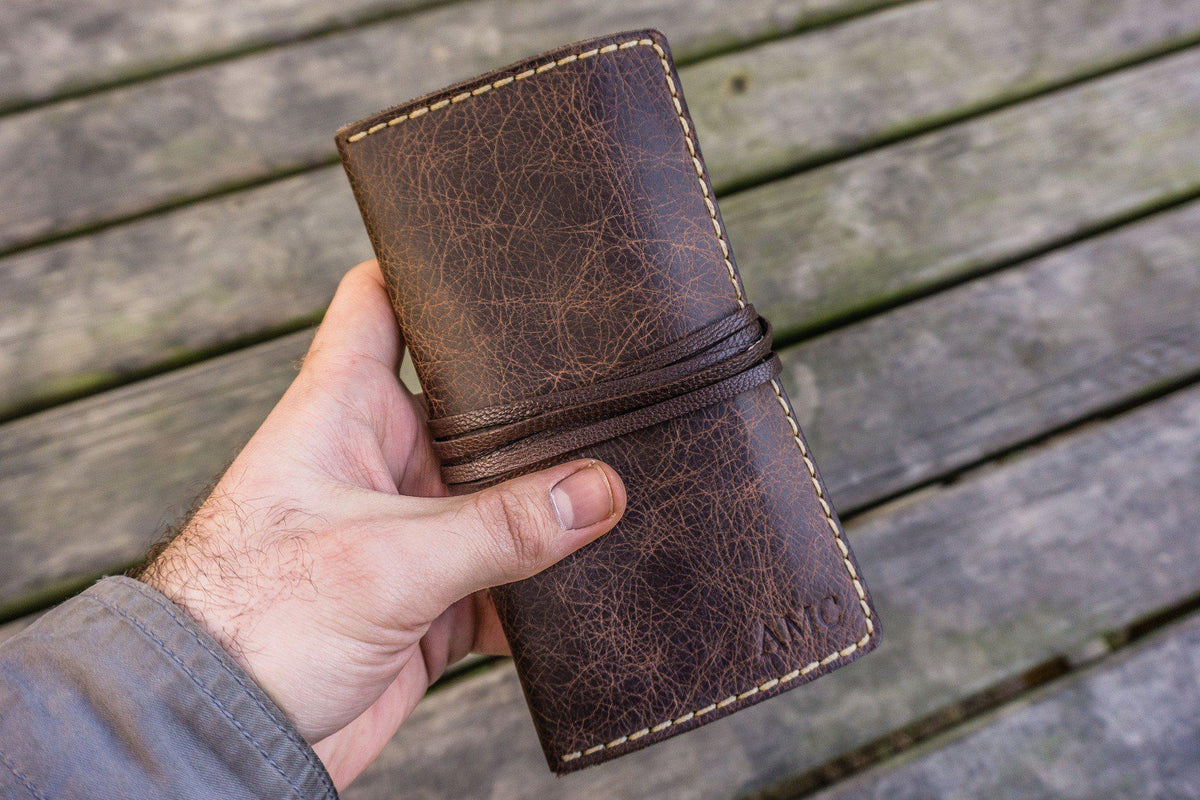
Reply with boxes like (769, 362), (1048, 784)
(0, 576), (338, 800)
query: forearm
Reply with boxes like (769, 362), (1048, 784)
(0, 576), (337, 800)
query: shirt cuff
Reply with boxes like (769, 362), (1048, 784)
(0, 575), (338, 799)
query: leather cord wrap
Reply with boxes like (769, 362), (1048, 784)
(433, 305), (782, 489)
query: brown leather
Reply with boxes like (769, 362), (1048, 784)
(335, 28), (881, 773)
(431, 305), (765, 446)
(435, 306), (780, 487)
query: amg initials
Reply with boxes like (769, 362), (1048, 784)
(754, 594), (845, 658)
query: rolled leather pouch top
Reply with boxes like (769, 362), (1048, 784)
(334, 28), (881, 773)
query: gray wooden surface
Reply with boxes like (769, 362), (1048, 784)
(2, 1), (1198, 797)
(4, 0), (1200, 418)
(0, 0), (434, 111)
(0, 0), (892, 113)
(4, 192), (1198, 613)
(0, 0), (898, 253)
(811, 614), (1200, 800)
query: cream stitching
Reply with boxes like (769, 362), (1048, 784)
(344, 38), (648, 143)
(345, 35), (874, 764)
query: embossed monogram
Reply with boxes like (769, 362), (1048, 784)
(754, 594), (846, 658)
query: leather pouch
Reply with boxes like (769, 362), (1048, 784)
(334, 28), (880, 773)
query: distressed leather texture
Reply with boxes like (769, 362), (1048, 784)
(433, 304), (783, 488)
(334, 28), (881, 773)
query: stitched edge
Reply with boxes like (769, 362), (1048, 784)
(119, 579), (337, 797)
(563, 39), (875, 764)
(80, 593), (317, 800)
(345, 34), (875, 763)
(344, 39), (651, 143)
(0, 747), (46, 800)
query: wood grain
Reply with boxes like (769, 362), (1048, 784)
(0, 332), (312, 617)
(728, 45), (1200, 333)
(2, 197), (1197, 621)
(788, 198), (1200, 509)
(2, 4), (1195, 795)
(0, 173), (368, 418)
(0, 0), (434, 111)
(0, 0), (900, 251)
(5, 35), (1200, 418)
(811, 615), (1200, 800)
(340, 382), (1200, 799)
(689, 0), (1200, 189)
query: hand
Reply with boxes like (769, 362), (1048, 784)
(134, 259), (627, 790)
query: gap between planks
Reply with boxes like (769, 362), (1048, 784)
(334, 381), (1200, 799)
(4, 194), (1200, 616)
(3, 0), (1199, 261)
(793, 607), (1200, 800)
(0, 0), (916, 119)
(6, 25), (1200, 425)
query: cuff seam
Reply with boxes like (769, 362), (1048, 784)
(115, 578), (335, 795)
(0, 745), (46, 800)
(81, 591), (326, 800)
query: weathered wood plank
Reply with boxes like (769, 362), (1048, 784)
(790, 197), (1200, 510)
(811, 615), (1200, 800)
(0, 332), (311, 618)
(340, 381), (1200, 800)
(728, 44), (1200, 333)
(0, 0), (434, 112)
(691, 0), (1200, 189)
(0, 331), (418, 620)
(6, 32), (1200, 419)
(1, 191), (1197, 627)
(0, 0), (901, 252)
(2, 0), (1197, 256)
(0, 174), (368, 418)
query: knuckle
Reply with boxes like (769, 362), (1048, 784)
(472, 487), (550, 571)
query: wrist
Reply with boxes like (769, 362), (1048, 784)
(135, 535), (255, 674)
(133, 515), (287, 710)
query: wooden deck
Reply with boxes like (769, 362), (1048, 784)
(2, 1), (1199, 796)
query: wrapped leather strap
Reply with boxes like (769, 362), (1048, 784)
(434, 305), (781, 489)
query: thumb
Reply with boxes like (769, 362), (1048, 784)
(404, 458), (627, 610)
